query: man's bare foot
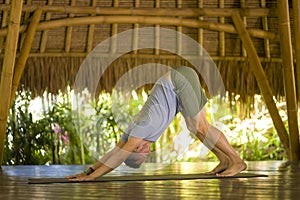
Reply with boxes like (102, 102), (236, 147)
(205, 160), (229, 175)
(216, 160), (247, 177)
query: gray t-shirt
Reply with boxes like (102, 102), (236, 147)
(121, 77), (178, 142)
(121, 66), (207, 142)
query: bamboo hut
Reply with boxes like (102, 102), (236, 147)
(0, 0), (299, 164)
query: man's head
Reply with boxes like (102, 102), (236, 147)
(124, 140), (151, 168)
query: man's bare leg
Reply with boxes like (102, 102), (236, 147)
(205, 125), (247, 176)
(190, 108), (247, 176)
(205, 146), (230, 175)
(195, 130), (230, 174)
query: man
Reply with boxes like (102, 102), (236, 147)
(67, 66), (246, 181)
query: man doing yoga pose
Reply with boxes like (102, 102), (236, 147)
(67, 66), (246, 181)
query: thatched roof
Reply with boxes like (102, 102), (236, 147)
(0, 0), (291, 100)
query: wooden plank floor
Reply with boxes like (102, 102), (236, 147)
(1, 161), (300, 199)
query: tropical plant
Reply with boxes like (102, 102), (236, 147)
(3, 89), (289, 165)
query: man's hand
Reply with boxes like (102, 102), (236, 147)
(65, 172), (87, 179)
(134, 140), (151, 154)
(68, 174), (97, 182)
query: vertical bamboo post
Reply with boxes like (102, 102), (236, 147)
(0, 0), (10, 54)
(240, 0), (247, 57)
(20, 0), (32, 49)
(219, 0), (225, 57)
(110, 0), (119, 54)
(10, 9), (43, 107)
(132, 0), (140, 55)
(277, 0), (300, 161)
(261, 0), (270, 59)
(176, 0), (182, 55)
(40, 0), (53, 53)
(198, 0), (203, 55)
(86, 0), (97, 53)
(0, 0), (23, 165)
(65, 0), (76, 53)
(231, 13), (291, 157)
(155, 0), (160, 56)
(292, 0), (300, 103)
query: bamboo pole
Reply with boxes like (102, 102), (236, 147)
(40, 0), (53, 53)
(240, 0), (247, 57)
(10, 9), (43, 107)
(239, 0), (247, 115)
(292, 0), (300, 103)
(110, 0), (119, 54)
(219, 0), (225, 57)
(0, 6), (277, 18)
(0, 0), (23, 165)
(0, 15), (278, 41)
(86, 0), (97, 53)
(3, 51), (282, 62)
(0, 0), (10, 54)
(176, 0), (182, 55)
(65, 0), (76, 53)
(277, 0), (300, 161)
(132, 0), (140, 55)
(231, 13), (291, 157)
(261, 0), (270, 59)
(155, 0), (160, 56)
(20, 0), (32, 49)
(198, 0), (204, 54)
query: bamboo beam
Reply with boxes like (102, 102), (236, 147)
(0, 15), (279, 41)
(22, 52), (283, 62)
(0, 0), (23, 165)
(10, 9), (43, 107)
(0, 6), (277, 18)
(277, 0), (300, 161)
(292, 0), (300, 102)
(231, 13), (291, 158)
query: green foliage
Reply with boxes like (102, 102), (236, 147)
(4, 90), (52, 165)
(3, 89), (290, 165)
(4, 89), (94, 165)
(206, 95), (287, 161)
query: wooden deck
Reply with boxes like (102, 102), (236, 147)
(1, 161), (300, 199)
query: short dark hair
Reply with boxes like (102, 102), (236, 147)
(124, 159), (142, 168)
(124, 153), (145, 168)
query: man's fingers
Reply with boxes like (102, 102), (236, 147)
(65, 175), (76, 179)
(69, 176), (94, 182)
(65, 173), (85, 179)
(135, 141), (151, 153)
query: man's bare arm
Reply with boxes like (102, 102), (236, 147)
(65, 139), (126, 179)
(69, 137), (144, 181)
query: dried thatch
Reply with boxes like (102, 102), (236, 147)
(0, 0), (288, 100)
